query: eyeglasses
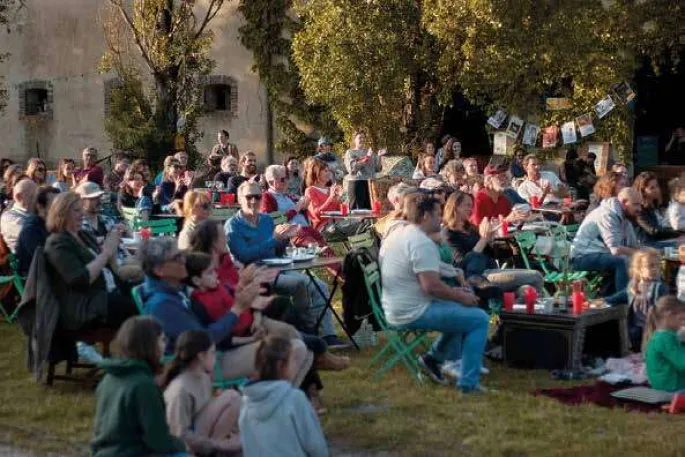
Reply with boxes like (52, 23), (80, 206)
(245, 194), (262, 201)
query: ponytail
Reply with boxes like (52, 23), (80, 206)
(158, 329), (213, 390)
(642, 306), (659, 353)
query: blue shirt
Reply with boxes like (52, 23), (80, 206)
(225, 211), (287, 264)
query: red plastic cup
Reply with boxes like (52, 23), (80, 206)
(530, 195), (541, 208)
(226, 193), (236, 205)
(340, 202), (349, 216)
(524, 287), (537, 314)
(563, 196), (572, 207)
(572, 291), (585, 315)
(503, 292), (515, 311)
(206, 190), (214, 201)
(372, 200), (382, 215)
(140, 227), (151, 240)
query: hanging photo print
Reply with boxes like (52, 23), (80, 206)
(506, 115), (524, 139)
(542, 126), (559, 149)
(612, 82), (636, 104)
(487, 109), (507, 129)
(576, 113), (596, 137)
(561, 121), (577, 145)
(595, 95), (616, 119)
(522, 124), (540, 146)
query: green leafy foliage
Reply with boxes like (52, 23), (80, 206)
(100, 0), (225, 167)
(292, 0), (442, 152)
(238, 0), (341, 157)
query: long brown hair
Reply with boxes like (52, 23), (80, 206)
(632, 171), (661, 208)
(158, 329), (213, 389)
(593, 171), (624, 201)
(643, 296), (685, 352)
(443, 191), (474, 231)
(56, 158), (76, 183)
(304, 158), (330, 188)
(114, 316), (164, 374)
(26, 158), (47, 185)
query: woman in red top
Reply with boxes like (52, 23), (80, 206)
(304, 158), (344, 232)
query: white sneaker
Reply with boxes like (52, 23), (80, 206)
(441, 359), (489, 379)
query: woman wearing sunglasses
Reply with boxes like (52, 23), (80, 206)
(155, 159), (191, 207)
(178, 190), (212, 250)
(118, 169), (153, 221)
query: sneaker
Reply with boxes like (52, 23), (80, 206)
(418, 354), (449, 385)
(323, 335), (351, 350)
(441, 360), (489, 379)
(441, 360), (461, 380)
(460, 385), (490, 395)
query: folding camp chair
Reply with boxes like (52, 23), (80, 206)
(358, 259), (429, 384)
(130, 284), (246, 390)
(0, 254), (26, 323)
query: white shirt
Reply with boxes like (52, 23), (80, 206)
(516, 171), (563, 204)
(379, 224), (440, 326)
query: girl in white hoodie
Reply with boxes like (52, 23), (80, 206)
(240, 336), (329, 457)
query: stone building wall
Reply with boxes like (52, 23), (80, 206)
(0, 0), (270, 168)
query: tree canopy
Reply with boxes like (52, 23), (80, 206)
(100, 0), (225, 165)
(291, 0), (685, 157)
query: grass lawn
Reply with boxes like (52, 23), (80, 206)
(3, 321), (685, 457)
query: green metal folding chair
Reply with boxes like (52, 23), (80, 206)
(358, 259), (429, 384)
(131, 284), (246, 389)
(0, 254), (26, 323)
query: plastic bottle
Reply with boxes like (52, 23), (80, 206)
(353, 318), (377, 349)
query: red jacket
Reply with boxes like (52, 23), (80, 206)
(471, 189), (512, 226)
(191, 286), (253, 337)
(260, 191), (299, 221)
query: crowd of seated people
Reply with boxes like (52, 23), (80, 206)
(8, 128), (685, 456)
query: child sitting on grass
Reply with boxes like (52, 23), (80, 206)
(162, 329), (242, 456)
(240, 335), (329, 457)
(606, 248), (667, 351)
(644, 296), (685, 392)
(91, 316), (188, 457)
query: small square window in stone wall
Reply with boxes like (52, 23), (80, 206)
(201, 75), (238, 118)
(17, 80), (54, 120)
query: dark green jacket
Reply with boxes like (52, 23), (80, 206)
(91, 359), (186, 457)
(44, 230), (108, 330)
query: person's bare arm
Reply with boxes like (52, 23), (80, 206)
(417, 271), (479, 305)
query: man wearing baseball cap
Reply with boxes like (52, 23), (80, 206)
(471, 165), (527, 226)
(76, 181), (117, 239)
(314, 136), (345, 181)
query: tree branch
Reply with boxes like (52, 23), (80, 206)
(106, 0), (156, 74)
(194, 0), (224, 39)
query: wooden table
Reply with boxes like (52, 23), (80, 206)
(261, 256), (360, 350)
(500, 305), (629, 371)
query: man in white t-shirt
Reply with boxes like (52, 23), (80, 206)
(516, 155), (569, 205)
(379, 192), (489, 393)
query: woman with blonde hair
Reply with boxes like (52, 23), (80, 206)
(26, 158), (47, 186)
(587, 170), (627, 212)
(177, 190), (212, 250)
(44, 192), (136, 331)
(53, 158), (76, 192)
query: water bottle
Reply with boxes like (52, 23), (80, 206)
(353, 318), (377, 349)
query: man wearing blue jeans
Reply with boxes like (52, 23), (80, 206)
(570, 187), (642, 294)
(379, 192), (489, 393)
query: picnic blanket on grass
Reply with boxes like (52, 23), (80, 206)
(535, 382), (665, 413)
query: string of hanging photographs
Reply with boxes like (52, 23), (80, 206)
(485, 81), (636, 149)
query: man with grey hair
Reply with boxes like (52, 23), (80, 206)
(1, 179), (37, 253)
(261, 164), (310, 226)
(571, 187), (642, 293)
(74, 146), (104, 187)
(226, 181), (348, 348)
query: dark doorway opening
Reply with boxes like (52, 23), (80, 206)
(439, 90), (491, 157)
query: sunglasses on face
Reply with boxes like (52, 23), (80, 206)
(245, 194), (262, 201)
